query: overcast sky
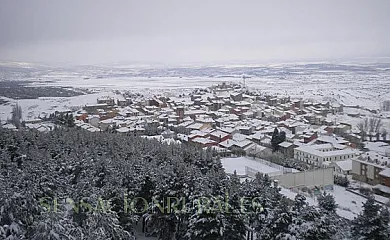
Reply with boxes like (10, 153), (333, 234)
(1, 0), (389, 65)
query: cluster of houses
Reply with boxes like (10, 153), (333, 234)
(74, 83), (390, 197)
(3, 82), (390, 197)
(2, 118), (55, 132)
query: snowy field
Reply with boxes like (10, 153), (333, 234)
(0, 91), (124, 121)
(1, 62), (390, 124)
(21, 73), (390, 110)
(221, 156), (282, 177)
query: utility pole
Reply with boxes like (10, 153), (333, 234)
(242, 75), (246, 89)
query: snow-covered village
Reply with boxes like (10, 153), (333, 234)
(1, 66), (390, 239)
(1, 0), (390, 239)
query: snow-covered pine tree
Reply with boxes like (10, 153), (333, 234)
(185, 206), (225, 240)
(222, 194), (247, 240)
(293, 194), (307, 212)
(0, 191), (41, 239)
(228, 170), (240, 196)
(82, 211), (130, 240)
(271, 127), (279, 152)
(352, 195), (390, 240)
(296, 208), (337, 240)
(257, 197), (294, 240)
(317, 192), (337, 213)
(0, 125), (356, 239)
(30, 211), (83, 240)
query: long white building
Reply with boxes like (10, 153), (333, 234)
(294, 143), (359, 167)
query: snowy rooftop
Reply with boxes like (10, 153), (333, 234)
(374, 184), (390, 194)
(218, 127), (236, 134)
(141, 135), (181, 145)
(191, 137), (216, 145)
(378, 168), (390, 178)
(363, 141), (390, 156)
(354, 151), (390, 168)
(116, 127), (130, 133)
(278, 141), (294, 148)
(335, 159), (353, 171)
(251, 131), (265, 140)
(186, 123), (205, 130)
(233, 140), (253, 148)
(295, 144), (358, 158)
(209, 130), (230, 139)
(316, 135), (349, 145)
(219, 139), (234, 148)
(232, 133), (248, 142)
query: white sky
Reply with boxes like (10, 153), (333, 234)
(0, 0), (389, 65)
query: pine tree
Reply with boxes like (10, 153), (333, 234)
(229, 170), (240, 196)
(0, 191), (41, 239)
(317, 192), (337, 213)
(82, 211), (130, 240)
(271, 127), (279, 152)
(0, 124), (356, 239)
(139, 175), (155, 203)
(334, 175), (349, 187)
(30, 211), (83, 240)
(352, 196), (390, 240)
(278, 131), (286, 144)
(222, 192), (247, 240)
(291, 199), (338, 240)
(257, 197), (293, 240)
(271, 128), (286, 152)
(298, 212), (337, 240)
(293, 194), (307, 212)
(185, 207), (225, 240)
(67, 113), (75, 127)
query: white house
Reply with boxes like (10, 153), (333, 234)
(334, 159), (353, 176)
(294, 143), (358, 167)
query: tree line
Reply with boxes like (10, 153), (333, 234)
(0, 127), (389, 239)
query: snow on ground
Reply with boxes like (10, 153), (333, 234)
(331, 185), (365, 220)
(349, 180), (390, 205)
(220, 156), (389, 220)
(0, 91), (124, 121)
(2, 63), (390, 122)
(31, 76), (227, 90)
(221, 156), (282, 176)
(327, 112), (390, 132)
(221, 157), (385, 221)
(279, 187), (317, 206)
(29, 74), (390, 110)
(135, 233), (157, 240)
(280, 185), (378, 220)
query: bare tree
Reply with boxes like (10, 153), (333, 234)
(357, 118), (369, 141)
(382, 100), (390, 111)
(382, 129), (388, 141)
(357, 117), (383, 141)
(357, 118), (368, 132)
(368, 117), (382, 133)
(11, 103), (22, 128)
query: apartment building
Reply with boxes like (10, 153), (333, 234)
(294, 143), (358, 167)
(352, 151), (390, 185)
